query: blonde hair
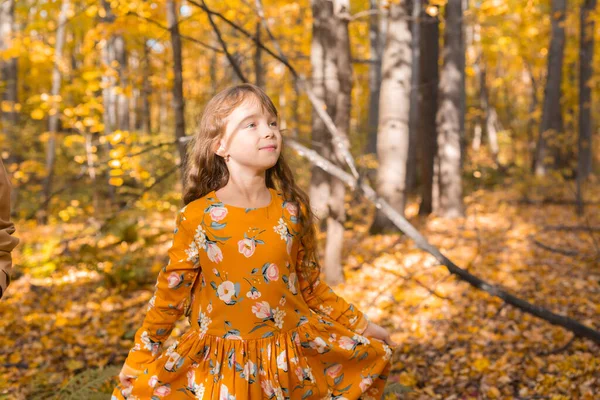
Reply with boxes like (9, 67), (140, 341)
(182, 83), (321, 291)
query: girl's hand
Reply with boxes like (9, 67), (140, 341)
(361, 321), (399, 348)
(117, 363), (141, 395)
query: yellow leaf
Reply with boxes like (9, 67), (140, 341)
(1, 101), (17, 112)
(109, 177), (124, 186)
(66, 359), (84, 371)
(9, 353), (21, 364)
(86, 5), (98, 17)
(31, 108), (44, 120)
(525, 365), (537, 379)
(473, 357), (490, 372)
(487, 387), (501, 398)
(398, 371), (417, 387)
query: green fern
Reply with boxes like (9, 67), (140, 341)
(54, 365), (121, 400)
(383, 382), (413, 399)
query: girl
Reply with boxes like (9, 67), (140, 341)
(112, 83), (397, 400)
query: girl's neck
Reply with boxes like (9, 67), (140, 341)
(214, 184), (271, 209)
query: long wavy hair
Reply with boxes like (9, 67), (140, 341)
(182, 83), (321, 291)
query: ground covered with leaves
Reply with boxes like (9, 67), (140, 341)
(0, 180), (598, 399)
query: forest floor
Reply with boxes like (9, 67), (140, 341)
(0, 178), (598, 399)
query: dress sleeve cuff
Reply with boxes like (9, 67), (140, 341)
(120, 361), (144, 378)
(354, 312), (370, 334)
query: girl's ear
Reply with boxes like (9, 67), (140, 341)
(214, 140), (225, 157)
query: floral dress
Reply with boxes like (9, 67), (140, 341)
(112, 187), (392, 400)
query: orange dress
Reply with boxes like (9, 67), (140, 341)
(112, 188), (392, 399)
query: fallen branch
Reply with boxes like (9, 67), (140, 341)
(508, 198), (600, 206)
(536, 334), (576, 356)
(285, 137), (600, 345)
(529, 236), (580, 257)
(542, 225), (600, 232)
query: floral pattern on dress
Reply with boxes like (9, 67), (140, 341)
(112, 188), (391, 399)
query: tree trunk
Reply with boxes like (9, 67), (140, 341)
(406, 0), (421, 192)
(141, 40), (152, 135)
(100, 0), (132, 205)
(167, 0), (187, 179)
(41, 0), (69, 224)
(366, 0), (384, 156)
(210, 36), (219, 96)
(113, 35), (129, 132)
(460, 0), (468, 158)
(309, 0), (335, 224)
(533, 0), (566, 176)
(576, 0), (596, 215)
(323, 0), (353, 286)
(370, 0), (412, 233)
(130, 50), (139, 132)
(524, 62), (539, 170)
(278, 71), (288, 132)
(418, 3), (439, 216)
(254, 22), (265, 88)
(478, 60), (500, 165)
(577, 0), (595, 181)
(85, 131), (100, 216)
(436, 0), (465, 218)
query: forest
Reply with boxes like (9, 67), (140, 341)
(0, 0), (599, 398)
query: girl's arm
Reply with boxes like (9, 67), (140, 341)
(121, 208), (201, 374)
(295, 241), (370, 335)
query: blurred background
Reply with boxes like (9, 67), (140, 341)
(0, 0), (598, 398)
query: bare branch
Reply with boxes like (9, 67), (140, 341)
(200, 0), (247, 82)
(125, 10), (223, 52)
(189, 0), (360, 179)
(285, 136), (600, 345)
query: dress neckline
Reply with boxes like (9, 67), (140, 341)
(211, 187), (276, 211)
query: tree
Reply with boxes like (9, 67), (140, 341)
(167, 0), (188, 180)
(418, 3), (439, 216)
(576, 0), (597, 215)
(41, 0), (70, 224)
(309, 0), (354, 285)
(436, 0), (465, 218)
(100, 0), (130, 204)
(309, 0), (337, 225)
(406, 0), (422, 192)
(533, 0), (567, 176)
(369, 0), (412, 234)
(577, 0), (596, 181)
(366, 0), (385, 156)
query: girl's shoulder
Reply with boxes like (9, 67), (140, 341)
(177, 192), (215, 225)
(178, 188), (290, 224)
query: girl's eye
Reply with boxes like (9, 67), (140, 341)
(246, 121), (277, 128)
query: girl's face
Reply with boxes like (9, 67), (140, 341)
(216, 96), (282, 173)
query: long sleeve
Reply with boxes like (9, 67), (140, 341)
(122, 207), (201, 374)
(295, 239), (370, 335)
(0, 159), (19, 300)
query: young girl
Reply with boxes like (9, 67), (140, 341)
(112, 83), (397, 400)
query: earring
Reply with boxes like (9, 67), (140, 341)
(225, 154), (230, 162)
